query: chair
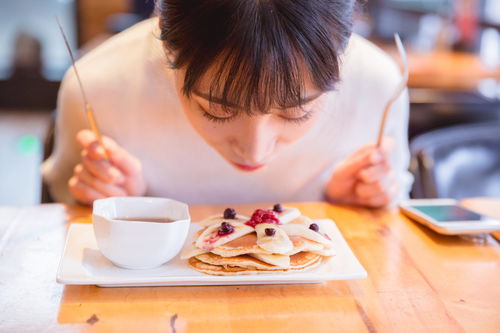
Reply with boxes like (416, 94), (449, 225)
(410, 122), (500, 199)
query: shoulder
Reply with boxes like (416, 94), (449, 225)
(339, 34), (402, 94)
(76, 18), (159, 70)
(59, 18), (164, 104)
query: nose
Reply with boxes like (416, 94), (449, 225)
(231, 116), (276, 164)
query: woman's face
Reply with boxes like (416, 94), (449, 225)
(174, 69), (325, 172)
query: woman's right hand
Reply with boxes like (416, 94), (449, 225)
(69, 129), (147, 205)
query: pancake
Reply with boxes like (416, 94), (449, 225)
(285, 235), (324, 255)
(288, 215), (314, 226)
(180, 244), (208, 259)
(195, 252), (287, 270)
(210, 233), (326, 257)
(310, 247), (336, 256)
(282, 224), (334, 248)
(311, 219), (336, 241)
(184, 208), (335, 276)
(289, 251), (322, 268)
(195, 222), (254, 250)
(210, 233), (269, 257)
(249, 253), (290, 267)
(274, 207), (301, 224)
(255, 223), (293, 254)
(189, 252), (322, 276)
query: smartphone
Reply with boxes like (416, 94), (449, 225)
(399, 199), (500, 235)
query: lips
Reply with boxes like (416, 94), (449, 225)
(231, 162), (266, 171)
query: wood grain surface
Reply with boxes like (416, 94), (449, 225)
(382, 47), (500, 91)
(0, 201), (499, 332)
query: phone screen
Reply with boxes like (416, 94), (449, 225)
(412, 205), (484, 222)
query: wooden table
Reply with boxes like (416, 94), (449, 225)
(1, 201), (499, 332)
(382, 47), (500, 91)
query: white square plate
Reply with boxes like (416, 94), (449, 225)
(57, 220), (367, 287)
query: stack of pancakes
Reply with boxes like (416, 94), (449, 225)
(181, 206), (335, 276)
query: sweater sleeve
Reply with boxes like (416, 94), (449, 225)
(360, 37), (413, 205)
(385, 87), (413, 204)
(338, 34), (413, 205)
(41, 71), (88, 203)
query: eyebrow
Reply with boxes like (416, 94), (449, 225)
(192, 90), (323, 110)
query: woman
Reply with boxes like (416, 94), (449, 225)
(42, 0), (412, 207)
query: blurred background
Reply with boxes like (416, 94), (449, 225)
(0, 0), (499, 205)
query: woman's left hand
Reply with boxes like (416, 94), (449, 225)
(325, 138), (399, 208)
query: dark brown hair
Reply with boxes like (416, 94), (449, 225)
(158, 0), (356, 113)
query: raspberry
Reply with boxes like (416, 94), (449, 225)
(245, 209), (280, 228)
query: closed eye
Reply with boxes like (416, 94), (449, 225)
(202, 111), (235, 123)
(279, 109), (315, 124)
(198, 104), (236, 123)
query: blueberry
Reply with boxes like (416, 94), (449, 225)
(223, 208), (237, 219)
(265, 228), (276, 236)
(273, 204), (283, 213)
(218, 221), (234, 236)
(309, 223), (319, 232)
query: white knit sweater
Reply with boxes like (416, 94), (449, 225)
(42, 18), (412, 205)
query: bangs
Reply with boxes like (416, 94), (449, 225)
(160, 0), (354, 113)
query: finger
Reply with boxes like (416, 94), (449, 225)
(77, 129), (114, 160)
(74, 164), (127, 197)
(356, 170), (396, 198)
(355, 178), (388, 199)
(87, 135), (125, 160)
(91, 135), (141, 176)
(81, 151), (125, 184)
(352, 137), (395, 182)
(363, 193), (390, 208)
(106, 145), (142, 176)
(68, 176), (106, 205)
(336, 146), (384, 178)
(77, 129), (142, 176)
(357, 161), (390, 183)
(359, 182), (399, 208)
(77, 129), (100, 152)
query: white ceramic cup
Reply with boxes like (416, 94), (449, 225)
(93, 197), (191, 269)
